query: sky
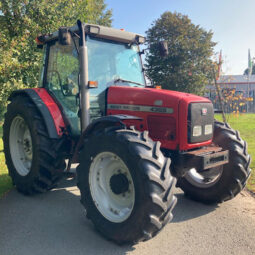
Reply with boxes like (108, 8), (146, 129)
(105, 0), (255, 75)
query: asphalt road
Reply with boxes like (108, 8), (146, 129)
(0, 175), (255, 255)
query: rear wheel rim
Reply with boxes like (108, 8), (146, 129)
(9, 116), (33, 176)
(89, 152), (135, 223)
(185, 166), (223, 188)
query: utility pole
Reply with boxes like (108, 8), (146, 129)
(213, 71), (226, 123)
(213, 50), (226, 123)
(247, 49), (253, 113)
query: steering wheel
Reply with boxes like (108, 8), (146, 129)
(61, 79), (75, 96)
(48, 70), (76, 97)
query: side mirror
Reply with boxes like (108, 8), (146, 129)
(158, 41), (169, 57)
(59, 27), (71, 45)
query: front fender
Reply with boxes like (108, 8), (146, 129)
(83, 114), (142, 137)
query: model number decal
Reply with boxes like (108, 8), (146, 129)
(108, 104), (174, 114)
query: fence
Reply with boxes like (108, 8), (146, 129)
(206, 88), (255, 113)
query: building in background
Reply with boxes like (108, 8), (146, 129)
(206, 75), (255, 113)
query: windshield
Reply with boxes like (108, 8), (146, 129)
(87, 35), (145, 96)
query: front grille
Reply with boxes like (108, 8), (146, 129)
(188, 102), (214, 143)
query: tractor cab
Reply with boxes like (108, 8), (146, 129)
(38, 23), (146, 136)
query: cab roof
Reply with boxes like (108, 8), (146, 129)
(37, 23), (145, 45)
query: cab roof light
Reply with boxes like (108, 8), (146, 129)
(136, 35), (145, 44)
(89, 25), (100, 35)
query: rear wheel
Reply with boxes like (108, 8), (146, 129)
(177, 121), (251, 203)
(3, 96), (66, 195)
(77, 127), (177, 244)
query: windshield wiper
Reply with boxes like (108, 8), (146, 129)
(113, 78), (144, 87)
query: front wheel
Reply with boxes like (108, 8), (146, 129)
(77, 127), (177, 244)
(177, 121), (251, 204)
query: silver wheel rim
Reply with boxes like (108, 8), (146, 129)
(184, 166), (223, 188)
(9, 116), (33, 176)
(89, 152), (135, 223)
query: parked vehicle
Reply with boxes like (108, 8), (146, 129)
(3, 21), (251, 244)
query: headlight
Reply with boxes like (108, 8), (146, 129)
(205, 124), (213, 135)
(193, 125), (202, 137)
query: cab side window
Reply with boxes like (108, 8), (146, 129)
(46, 41), (80, 136)
(46, 41), (79, 96)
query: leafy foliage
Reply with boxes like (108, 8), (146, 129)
(0, 0), (112, 118)
(243, 64), (255, 75)
(145, 12), (216, 95)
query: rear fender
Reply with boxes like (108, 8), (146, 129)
(8, 88), (66, 139)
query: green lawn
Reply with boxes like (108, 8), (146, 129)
(0, 124), (13, 197)
(215, 113), (255, 193)
(0, 114), (254, 198)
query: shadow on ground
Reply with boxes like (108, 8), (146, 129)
(0, 175), (217, 255)
(172, 192), (218, 223)
(0, 176), (135, 255)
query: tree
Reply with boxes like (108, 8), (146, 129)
(0, 0), (112, 119)
(243, 65), (255, 75)
(145, 12), (216, 96)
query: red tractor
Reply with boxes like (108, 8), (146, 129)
(3, 21), (251, 244)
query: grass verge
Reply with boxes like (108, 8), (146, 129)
(0, 124), (13, 197)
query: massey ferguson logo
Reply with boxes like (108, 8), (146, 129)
(202, 108), (207, 115)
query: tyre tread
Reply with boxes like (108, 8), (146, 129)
(178, 120), (251, 203)
(3, 95), (66, 195)
(77, 128), (177, 244)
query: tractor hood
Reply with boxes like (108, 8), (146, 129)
(107, 86), (213, 151)
(107, 86), (211, 110)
